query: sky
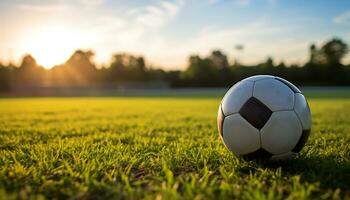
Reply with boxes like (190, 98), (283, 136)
(0, 0), (349, 69)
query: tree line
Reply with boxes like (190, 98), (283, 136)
(0, 37), (349, 92)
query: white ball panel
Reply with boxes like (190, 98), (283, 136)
(242, 75), (275, 82)
(217, 104), (224, 139)
(294, 93), (312, 130)
(223, 114), (260, 155)
(221, 81), (254, 116)
(275, 76), (301, 93)
(261, 111), (302, 154)
(253, 79), (295, 111)
(270, 151), (298, 161)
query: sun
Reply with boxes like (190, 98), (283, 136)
(21, 26), (81, 69)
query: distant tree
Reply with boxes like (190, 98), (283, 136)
(182, 51), (236, 87)
(209, 50), (229, 69)
(16, 54), (44, 86)
(3, 37), (350, 90)
(264, 57), (274, 68)
(181, 55), (222, 87)
(21, 55), (37, 70)
(321, 38), (348, 66)
(51, 50), (97, 86)
(66, 50), (96, 74)
(256, 57), (274, 70)
(107, 53), (147, 83)
(309, 44), (318, 64)
(276, 61), (286, 68)
(0, 63), (12, 91)
(232, 59), (241, 68)
(136, 57), (146, 72)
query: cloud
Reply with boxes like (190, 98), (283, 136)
(235, 0), (251, 6)
(5, 0), (306, 69)
(15, 0), (104, 11)
(333, 10), (350, 25)
(129, 0), (184, 28)
(75, 13), (308, 68)
(208, 0), (251, 6)
(208, 0), (277, 6)
(95, 0), (184, 50)
(17, 4), (69, 12)
(71, 0), (104, 6)
(69, 0), (186, 64)
(198, 22), (306, 63)
(137, 20), (308, 68)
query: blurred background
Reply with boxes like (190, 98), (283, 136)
(0, 0), (349, 96)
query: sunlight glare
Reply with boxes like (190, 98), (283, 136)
(21, 26), (81, 69)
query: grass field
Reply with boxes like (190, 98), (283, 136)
(0, 92), (350, 199)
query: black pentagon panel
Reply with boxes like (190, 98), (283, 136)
(239, 97), (272, 130)
(275, 77), (301, 93)
(242, 148), (272, 161)
(292, 129), (311, 153)
(217, 104), (225, 138)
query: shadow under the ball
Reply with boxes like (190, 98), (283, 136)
(249, 155), (350, 192)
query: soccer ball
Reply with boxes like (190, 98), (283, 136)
(217, 75), (311, 160)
